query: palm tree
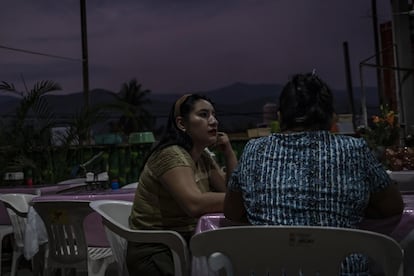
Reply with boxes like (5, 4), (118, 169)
(104, 79), (154, 136)
(65, 105), (106, 146)
(0, 80), (61, 184)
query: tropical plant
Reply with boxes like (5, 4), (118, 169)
(362, 105), (399, 148)
(0, 80), (62, 184)
(103, 79), (154, 136)
(65, 105), (107, 146)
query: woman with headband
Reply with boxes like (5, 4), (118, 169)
(127, 93), (238, 275)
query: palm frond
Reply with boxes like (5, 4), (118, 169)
(31, 80), (62, 96)
(0, 81), (22, 96)
(31, 97), (55, 125)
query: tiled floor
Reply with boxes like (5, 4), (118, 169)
(2, 254), (33, 276)
(1, 243), (119, 276)
(2, 261), (119, 276)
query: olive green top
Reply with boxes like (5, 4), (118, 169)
(129, 145), (217, 235)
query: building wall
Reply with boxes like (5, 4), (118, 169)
(380, 0), (414, 137)
(380, 21), (398, 111)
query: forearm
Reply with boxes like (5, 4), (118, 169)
(366, 182), (404, 218)
(223, 148), (238, 182)
(215, 132), (238, 181)
(185, 192), (225, 218)
(224, 190), (247, 223)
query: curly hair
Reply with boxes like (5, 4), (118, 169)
(278, 73), (334, 131)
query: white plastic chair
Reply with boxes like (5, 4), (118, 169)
(0, 193), (38, 276)
(121, 182), (138, 189)
(0, 223), (13, 276)
(0, 201), (14, 276)
(0, 200), (14, 276)
(32, 200), (114, 276)
(190, 225), (404, 276)
(89, 200), (190, 276)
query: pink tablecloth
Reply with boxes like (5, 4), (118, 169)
(34, 188), (135, 245)
(194, 194), (414, 276)
(24, 188), (136, 259)
(0, 183), (88, 225)
(359, 193), (414, 243)
(196, 194), (414, 242)
(0, 182), (87, 195)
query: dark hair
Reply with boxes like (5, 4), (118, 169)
(278, 73), (334, 131)
(139, 94), (215, 172)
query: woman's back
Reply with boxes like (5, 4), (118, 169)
(224, 73), (402, 275)
(231, 130), (391, 227)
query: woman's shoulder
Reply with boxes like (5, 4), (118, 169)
(242, 132), (368, 149)
(154, 144), (187, 155)
(150, 145), (191, 162)
(148, 145), (193, 171)
(330, 133), (368, 145)
(240, 136), (276, 154)
(245, 135), (272, 146)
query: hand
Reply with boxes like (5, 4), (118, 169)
(215, 132), (233, 154)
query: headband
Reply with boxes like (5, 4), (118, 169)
(174, 94), (192, 118)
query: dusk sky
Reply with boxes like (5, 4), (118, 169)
(1, 1), (392, 95)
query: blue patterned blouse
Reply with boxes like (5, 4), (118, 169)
(228, 131), (392, 275)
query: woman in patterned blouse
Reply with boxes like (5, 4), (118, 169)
(224, 72), (403, 275)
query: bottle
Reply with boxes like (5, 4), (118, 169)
(25, 169), (33, 186)
(111, 179), (119, 190)
(26, 177), (33, 187)
(86, 172), (94, 191)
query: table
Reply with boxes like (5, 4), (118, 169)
(193, 193), (414, 276)
(388, 170), (414, 191)
(0, 182), (87, 196)
(23, 188), (136, 260)
(0, 183), (88, 225)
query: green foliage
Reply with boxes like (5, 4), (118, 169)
(65, 105), (107, 145)
(270, 120), (280, 133)
(102, 79), (154, 135)
(0, 78), (158, 185)
(0, 80), (61, 183)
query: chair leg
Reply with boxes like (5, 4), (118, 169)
(0, 233), (4, 276)
(31, 244), (46, 276)
(10, 249), (21, 276)
(88, 258), (112, 276)
(0, 228), (13, 276)
(43, 267), (54, 276)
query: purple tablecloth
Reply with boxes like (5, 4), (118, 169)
(32, 187), (136, 202)
(0, 182), (87, 196)
(358, 193), (414, 242)
(0, 183), (87, 225)
(196, 194), (414, 239)
(29, 188), (135, 249)
(194, 194), (414, 276)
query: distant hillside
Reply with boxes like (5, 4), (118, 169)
(0, 82), (379, 133)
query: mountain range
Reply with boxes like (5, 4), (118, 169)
(0, 82), (379, 133)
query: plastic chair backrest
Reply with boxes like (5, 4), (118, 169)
(32, 200), (92, 270)
(0, 193), (37, 248)
(190, 225), (404, 276)
(90, 200), (190, 276)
